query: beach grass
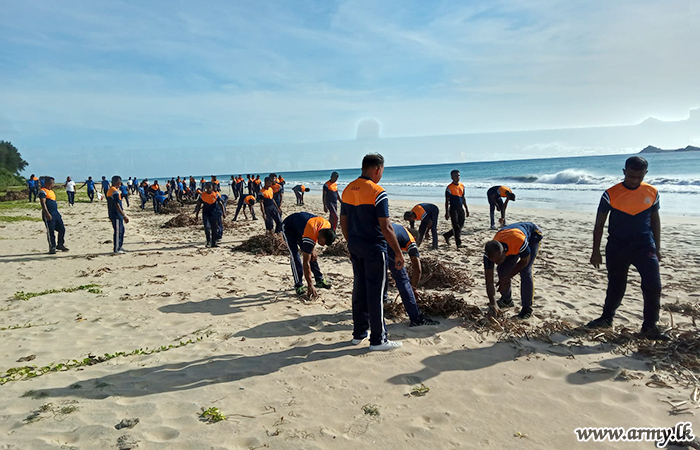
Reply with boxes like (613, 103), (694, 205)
(0, 215), (42, 222)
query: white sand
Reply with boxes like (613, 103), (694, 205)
(0, 193), (699, 449)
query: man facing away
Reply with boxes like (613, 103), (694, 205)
(404, 203), (439, 250)
(39, 177), (68, 254)
(443, 170), (469, 248)
(586, 156), (667, 340)
(194, 182), (226, 247)
(340, 153), (405, 351)
(258, 177), (283, 233)
(323, 171), (340, 231)
(281, 212), (335, 297)
(27, 174), (40, 202)
(487, 185), (516, 230)
(483, 222), (543, 320)
(106, 176), (129, 254)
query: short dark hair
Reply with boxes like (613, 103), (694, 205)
(45, 176), (55, 183)
(204, 182), (213, 190)
(625, 156), (648, 171)
(304, 188), (310, 192)
(111, 175), (121, 184)
(403, 211), (416, 221)
(362, 153), (384, 170)
(508, 192), (516, 201)
(247, 197), (255, 205)
(485, 240), (503, 259)
(269, 173), (277, 179)
(319, 228), (337, 246)
(450, 169), (460, 177)
(331, 171), (339, 178)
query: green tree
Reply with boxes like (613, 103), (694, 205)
(0, 141), (28, 174)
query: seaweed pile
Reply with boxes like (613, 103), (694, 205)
(407, 257), (472, 290)
(385, 290), (482, 321)
(233, 233), (288, 256)
(162, 214), (199, 228)
(323, 239), (350, 257)
(2, 190), (28, 201)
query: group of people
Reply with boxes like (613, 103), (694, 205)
(36, 153), (667, 349)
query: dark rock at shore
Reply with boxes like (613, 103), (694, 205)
(639, 145), (700, 154)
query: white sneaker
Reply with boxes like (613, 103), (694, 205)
(114, 249), (126, 255)
(369, 340), (402, 351)
(351, 336), (367, 345)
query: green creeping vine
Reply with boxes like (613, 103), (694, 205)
(14, 284), (102, 301)
(0, 337), (203, 385)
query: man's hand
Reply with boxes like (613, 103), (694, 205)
(394, 252), (405, 270)
(307, 284), (319, 300)
(465, 210), (470, 218)
(445, 212), (449, 220)
(324, 206), (328, 213)
(310, 251), (318, 262)
(487, 304), (502, 318)
(656, 249), (663, 261)
(124, 215), (130, 224)
(45, 213), (52, 221)
(590, 250), (602, 269)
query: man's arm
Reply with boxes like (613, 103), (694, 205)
(416, 220), (429, 247)
(462, 193), (469, 217)
(502, 255), (530, 289)
(378, 217), (404, 270)
(501, 199), (510, 219)
(39, 196), (51, 220)
(193, 198), (203, 218)
(651, 210), (661, 260)
(302, 251), (319, 299)
(322, 188), (327, 212)
(485, 268), (496, 306)
(445, 197), (449, 220)
(340, 214), (349, 241)
(410, 255), (421, 287)
(217, 199), (226, 218)
(115, 196), (130, 224)
(590, 210), (608, 268)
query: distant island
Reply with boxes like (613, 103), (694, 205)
(639, 145), (700, 154)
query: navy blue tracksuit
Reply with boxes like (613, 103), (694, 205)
(386, 224), (422, 323)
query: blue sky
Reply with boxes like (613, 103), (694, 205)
(0, 0), (696, 176)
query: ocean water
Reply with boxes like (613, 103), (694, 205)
(225, 152), (700, 217)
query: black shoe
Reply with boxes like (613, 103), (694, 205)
(410, 316), (440, 327)
(586, 317), (613, 329)
(497, 298), (514, 309)
(315, 279), (331, 289)
(211, 242), (220, 248)
(516, 309), (532, 320)
(640, 325), (670, 341)
(442, 233), (450, 245)
(48, 247), (57, 254)
(56, 245), (69, 252)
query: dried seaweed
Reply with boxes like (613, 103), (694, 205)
(407, 257), (472, 291)
(233, 233), (288, 256)
(322, 239), (350, 257)
(162, 214), (199, 228)
(2, 191), (28, 201)
(638, 329), (700, 372)
(385, 290), (482, 321)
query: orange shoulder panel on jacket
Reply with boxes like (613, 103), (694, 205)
(607, 182), (658, 216)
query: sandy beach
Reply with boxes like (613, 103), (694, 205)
(1, 191), (699, 450)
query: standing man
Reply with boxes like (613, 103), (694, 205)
(39, 177), (68, 254)
(292, 184), (310, 205)
(27, 174), (39, 202)
(487, 185), (516, 230)
(258, 177), (283, 233)
(586, 156), (666, 340)
(403, 203), (439, 250)
(281, 212), (335, 297)
(341, 153), (404, 351)
(387, 223), (440, 327)
(211, 175), (221, 193)
(483, 222), (543, 320)
(119, 181), (130, 207)
(100, 176), (110, 198)
(322, 172), (340, 231)
(443, 170), (469, 248)
(106, 176), (129, 254)
(80, 177), (96, 202)
(194, 182), (226, 247)
(65, 176), (76, 206)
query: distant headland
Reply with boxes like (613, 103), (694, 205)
(639, 145), (700, 154)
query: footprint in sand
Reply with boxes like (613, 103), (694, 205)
(344, 417), (371, 439)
